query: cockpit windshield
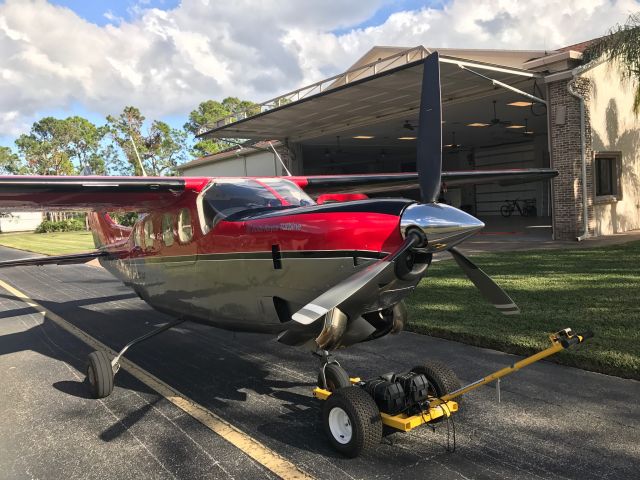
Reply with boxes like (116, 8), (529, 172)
(201, 178), (315, 226)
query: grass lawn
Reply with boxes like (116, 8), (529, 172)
(0, 231), (95, 255)
(406, 241), (640, 380)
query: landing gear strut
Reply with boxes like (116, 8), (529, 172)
(86, 318), (186, 399)
(314, 350), (351, 392)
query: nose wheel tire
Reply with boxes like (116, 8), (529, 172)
(322, 387), (382, 457)
(318, 363), (351, 391)
(86, 350), (114, 399)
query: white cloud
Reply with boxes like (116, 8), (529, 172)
(0, 0), (636, 138)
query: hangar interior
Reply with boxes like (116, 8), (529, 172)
(202, 48), (552, 223)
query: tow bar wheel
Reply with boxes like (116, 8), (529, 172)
(322, 387), (382, 457)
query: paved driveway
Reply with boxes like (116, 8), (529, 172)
(0, 246), (638, 479)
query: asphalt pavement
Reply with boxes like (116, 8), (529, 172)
(0, 245), (638, 480)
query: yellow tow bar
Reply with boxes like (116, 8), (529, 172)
(313, 328), (592, 433)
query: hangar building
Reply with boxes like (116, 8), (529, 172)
(178, 45), (640, 241)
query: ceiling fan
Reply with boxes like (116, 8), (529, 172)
(487, 100), (512, 127)
(443, 131), (471, 153)
(444, 131), (462, 149)
(403, 120), (417, 131)
(507, 118), (535, 136)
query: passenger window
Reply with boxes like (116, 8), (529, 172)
(178, 208), (193, 243)
(162, 213), (175, 247)
(144, 218), (154, 249)
(134, 223), (143, 248)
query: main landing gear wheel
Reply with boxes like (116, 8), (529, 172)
(318, 363), (351, 392)
(86, 350), (114, 399)
(322, 387), (382, 457)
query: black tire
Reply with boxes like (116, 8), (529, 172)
(318, 363), (351, 391)
(322, 387), (382, 457)
(411, 360), (462, 406)
(86, 351), (114, 399)
(500, 205), (512, 217)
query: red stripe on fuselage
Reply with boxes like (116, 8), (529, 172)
(199, 212), (403, 255)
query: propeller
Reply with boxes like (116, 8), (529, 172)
(290, 235), (420, 327)
(285, 52), (519, 349)
(449, 247), (519, 314)
(416, 51), (442, 203)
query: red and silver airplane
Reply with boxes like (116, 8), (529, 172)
(0, 53), (556, 400)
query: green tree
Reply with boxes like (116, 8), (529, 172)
(12, 116), (113, 175)
(583, 13), (640, 113)
(106, 106), (147, 176)
(184, 97), (257, 157)
(107, 106), (187, 176)
(0, 146), (23, 174)
(15, 117), (75, 175)
(64, 116), (113, 174)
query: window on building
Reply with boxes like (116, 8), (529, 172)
(595, 153), (621, 199)
(178, 208), (193, 243)
(162, 213), (175, 247)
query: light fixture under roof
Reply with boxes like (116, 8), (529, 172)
(353, 135), (374, 139)
(398, 136), (416, 140)
(506, 125), (526, 129)
(467, 122), (490, 127)
(507, 101), (533, 107)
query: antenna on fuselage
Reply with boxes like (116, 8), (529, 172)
(269, 141), (292, 176)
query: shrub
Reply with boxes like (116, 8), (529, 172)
(109, 212), (139, 227)
(35, 218), (85, 233)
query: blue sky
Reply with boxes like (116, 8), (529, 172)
(0, 0), (632, 151)
(48, 0), (181, 26)
(2, 0), (429, 148)
(332, 0), (444, 34)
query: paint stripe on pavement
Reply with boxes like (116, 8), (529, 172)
(0, 278), (313, 480)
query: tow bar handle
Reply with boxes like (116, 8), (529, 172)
(558, 330), (594, 348)
(441, 327), (594, 402)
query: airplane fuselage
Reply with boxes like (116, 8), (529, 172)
(92, 192), (422, 343)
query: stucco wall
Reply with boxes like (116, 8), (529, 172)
(0, 212), (43, 232)
(586, 61), (640, 235)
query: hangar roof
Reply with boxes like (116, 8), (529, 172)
(199, 49), (543, 143)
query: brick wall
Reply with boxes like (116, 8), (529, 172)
(549, 77), (595, 240)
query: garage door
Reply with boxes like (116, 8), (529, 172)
(474, 143), (543, 216)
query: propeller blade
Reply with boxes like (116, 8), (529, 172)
(291, 235), (419, 326)
(416, 51), (442, 203)
(449, 247), (520, 315)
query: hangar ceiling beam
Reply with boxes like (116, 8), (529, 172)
(453, 63), (547, 105)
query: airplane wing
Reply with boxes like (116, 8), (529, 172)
(0, 176), (211, 211)
(289, 168), (557, 195)
(0, 251), (110, 268)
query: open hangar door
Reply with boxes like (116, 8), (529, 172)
(299, 88), (550, 230)
(201, 52), (552, 234)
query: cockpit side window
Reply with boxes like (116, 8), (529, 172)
(202, 179), (316, 225)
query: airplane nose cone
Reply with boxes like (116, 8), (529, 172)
(400, 203), (485, 252)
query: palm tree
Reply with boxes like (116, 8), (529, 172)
(582, 13), (640, 113)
